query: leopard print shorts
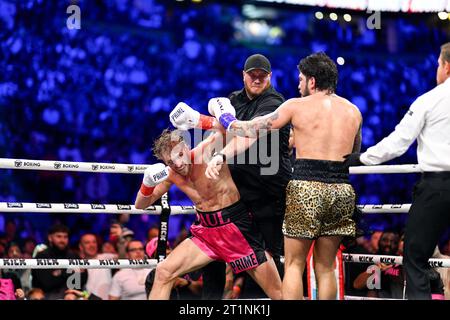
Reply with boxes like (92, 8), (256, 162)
(283, 180), (356, 239)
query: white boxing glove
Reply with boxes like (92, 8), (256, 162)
(169, 102), (200, 130)
(139, 163), (169, 196)
(207, 97), (237, 131)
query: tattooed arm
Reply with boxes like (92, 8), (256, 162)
(228, 99), (295, 137)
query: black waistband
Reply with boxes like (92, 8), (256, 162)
(422, 171), (450, 179)
(292, 159), (349, 184)
(195, 200), (247, 227)
(195, 200), (244, 214)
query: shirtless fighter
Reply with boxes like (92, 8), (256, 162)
(135, 129), (281, 299)
(206, 52), (362, 300)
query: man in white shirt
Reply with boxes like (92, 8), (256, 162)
(345, 42), (450, 299)
(79, 233), (116, 300)
(109, 240), (149, 300)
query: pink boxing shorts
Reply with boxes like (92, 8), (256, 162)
(189, 200), (267, 274)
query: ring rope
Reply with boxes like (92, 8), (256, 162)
(356, 204), (410, 213)
(0, 202), (411, 214)
(0, 258), (157, 269)
(0, 202), (195, 215)
(342, 253), (450, 268)
(1, 254), (448, 269)
(344, 296), (401, 300)
(0, 158), (421, 175)
(0, 158), (148, 174)
(349, 164), (421, 174)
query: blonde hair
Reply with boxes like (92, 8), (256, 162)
(152, 129), (184, 160)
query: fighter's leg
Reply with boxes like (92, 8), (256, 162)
(282, 180), (320, 299)
(313, 235), (342, 300)
(149, 238), (213, 300)
(246, 251), (282, 300)
(282, 237), (313, 300)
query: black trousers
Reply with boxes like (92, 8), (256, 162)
(201, 198), (285, 299)
(238, 212), (285, 299)
(404, 173), (450, 300)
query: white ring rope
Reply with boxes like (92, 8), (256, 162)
(356, 204), (411, 214)
(344, 296), (401, 300)
(349, 164), (421, 174)
(0, 258), (157, 269)
(0, 202), (195, 215)
(0, 202), (410, 214)
(343, 253), (450, 268)
(0, 157), (421, 175)
(0, 158), (148, 174)
(1, 254), (448, 270)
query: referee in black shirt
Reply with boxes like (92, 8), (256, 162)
(203, 54), (291, 298)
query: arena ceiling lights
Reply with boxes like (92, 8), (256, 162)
(254, 0), (450, 12)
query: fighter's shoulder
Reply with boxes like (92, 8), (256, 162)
(282, 97), (305, 107)
(280, 97), (308, 111)
(334, 95), (362, 117)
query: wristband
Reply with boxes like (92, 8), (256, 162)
(139, 183), (155, 197)
(219, 113), (237, 131)
(198, 115), (214, 130)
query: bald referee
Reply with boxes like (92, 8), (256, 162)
(345, 42), (450, 300)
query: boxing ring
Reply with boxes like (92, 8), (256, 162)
(1, 157), (449, 300)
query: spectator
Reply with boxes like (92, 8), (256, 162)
(369, 230), (383, 254)
(146, 225), (159, 242)
(109, 240), (148, 300)
(26, 288), (45, 300)
(353, 231), (445, 299)
(79, 233), (116, 300)
(22, 237), (37, 259)
(109, 220), (135, 259)
(432, 247), (450, 300)
(343, 234), (371, 297)
(31, 224), (87, 300)
(0, 269), (24, 300)
(101, 241), (117, 255)
(4, 242), (31, 292)
(353, 231), (403, 298)
(4, 220), (20, 244)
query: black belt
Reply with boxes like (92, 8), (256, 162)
(422, 171), (450, 179)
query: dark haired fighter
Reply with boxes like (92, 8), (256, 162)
(206, 52), (362, 299)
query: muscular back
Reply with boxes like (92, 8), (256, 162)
(290, 94), (361, 161)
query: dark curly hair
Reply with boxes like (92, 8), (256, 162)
(298, 52), (338, 93)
